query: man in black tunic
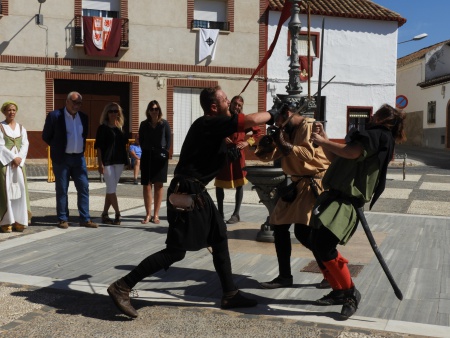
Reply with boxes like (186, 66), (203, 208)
(107, 86), (276, 318)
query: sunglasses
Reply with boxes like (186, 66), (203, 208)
(108, 110), (119, 114)
(71, 99), (82, 105)
(149, 107), (159, 111)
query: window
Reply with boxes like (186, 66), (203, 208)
(347, 107), (372, 132)
(188, 0), (233, 31)
(288, 31), (320, 57)
(427, 101), (436, 124)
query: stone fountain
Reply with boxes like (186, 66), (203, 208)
(245, 0), (316, 242)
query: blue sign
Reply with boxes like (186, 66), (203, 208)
(396, 95), (408, 109)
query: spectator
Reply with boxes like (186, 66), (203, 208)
(129, 133), (142, 185)
(0, 101), (31, 233)
(214, 95), (261, 224)
(139, 100), (171, 224)
(95, 102), (129, 225)
(42, 91), (97, 229)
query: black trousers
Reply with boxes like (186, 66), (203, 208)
(309, 226), (340, 263)
(123, 239), (237, 293)
(274, 223), (332, 277)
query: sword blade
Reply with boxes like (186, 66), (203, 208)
(355, 207), (403, 300)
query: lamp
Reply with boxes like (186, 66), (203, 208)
(35, 0), (46, 25)
(398, 33), (428, 44)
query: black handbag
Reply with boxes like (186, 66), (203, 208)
(152, 147), (169, 161)
(227, 145), (241, 162)
(278, 181), (298, 203)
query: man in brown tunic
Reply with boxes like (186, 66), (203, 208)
(255, 107), (330, 289)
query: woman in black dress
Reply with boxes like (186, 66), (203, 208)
(139, 100), (171, 224)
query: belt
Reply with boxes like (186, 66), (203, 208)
(65, 152), (83, 156)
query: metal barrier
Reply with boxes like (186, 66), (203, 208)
(47, 139), (135, 183)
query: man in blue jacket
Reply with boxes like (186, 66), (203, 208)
(42, 91), (97, 229)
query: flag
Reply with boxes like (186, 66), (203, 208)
(83, 16), (121, 57)
(240, 2), (292, 94)
(199, 28), (219, 61)
(299, 56), (313, 82)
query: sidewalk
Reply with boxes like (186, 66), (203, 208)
(1, 164), (450, 337)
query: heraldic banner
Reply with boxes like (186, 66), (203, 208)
(83, 16), (121, 57)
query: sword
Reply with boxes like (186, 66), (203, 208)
(355, 207), (403, 300)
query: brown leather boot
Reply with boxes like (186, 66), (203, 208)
(107, 278), (138, 318)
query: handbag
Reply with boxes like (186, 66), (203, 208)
(152, 147), (169, 160)
(9, 167), (21, 200)
(226, 145), (241, 162)
(278, 181), (298, 203)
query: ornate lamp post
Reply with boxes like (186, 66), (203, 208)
(245, 0), (313, 242)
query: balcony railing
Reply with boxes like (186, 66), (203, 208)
(191, 20), (229, 31)
(74, 15), (129, 47)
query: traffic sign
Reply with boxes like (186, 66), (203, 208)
(396, 95), (408, 109)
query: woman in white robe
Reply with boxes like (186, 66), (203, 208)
(0, 101), (31, 233)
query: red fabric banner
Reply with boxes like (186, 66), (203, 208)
(240, 2), (292, 95)
(299, 56), (313, 82)
(83, 16), (121, 57)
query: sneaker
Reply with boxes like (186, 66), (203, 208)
(260, 275), (293, 289)
(226, 214), (240, 224)
(316, 290), (345, 305)
(340, 287), (361, 319)
(58, 221), (69, 229)
(107, 278), (138, 318)
(80, 220), (98, 228)
(221, 290), (257, 309)
(133, 179), (138, 185)
(316, 278), (331, 289)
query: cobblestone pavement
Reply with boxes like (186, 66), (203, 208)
(1, 146), (448, 337)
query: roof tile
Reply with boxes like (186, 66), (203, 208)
(397, 40), (450, 68)
(268, 0), (406, 26)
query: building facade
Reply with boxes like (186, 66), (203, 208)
(0, 0), (267, 158)
(266, 0), (405, 141)
(397, 40), (450, 148)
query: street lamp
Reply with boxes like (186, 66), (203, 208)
(398, 33), (428, 44)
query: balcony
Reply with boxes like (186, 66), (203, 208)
(191, 20), (229, 31)
(74, 15), (129, 48)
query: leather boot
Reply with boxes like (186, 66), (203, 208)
(107, 278), (138, 318)
(340, 286), (361, 319)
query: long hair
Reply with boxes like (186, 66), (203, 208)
(200, 86), (221, 114)
(99, 102), (125, 129)
(145, 100), (163, 123)
(372, 104), (406, 143)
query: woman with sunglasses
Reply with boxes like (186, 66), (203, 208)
(139, 100), (171, 224)
(95, 102), (129, 225)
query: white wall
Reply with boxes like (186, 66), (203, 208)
(267, 11), (398, 139)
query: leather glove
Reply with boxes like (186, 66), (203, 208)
(267, 98), (284, 125)
(273, 129), (293, 156)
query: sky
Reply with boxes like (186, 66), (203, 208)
(373, 0), (449, 58)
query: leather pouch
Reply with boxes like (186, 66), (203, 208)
(169, 193), (195, 212)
